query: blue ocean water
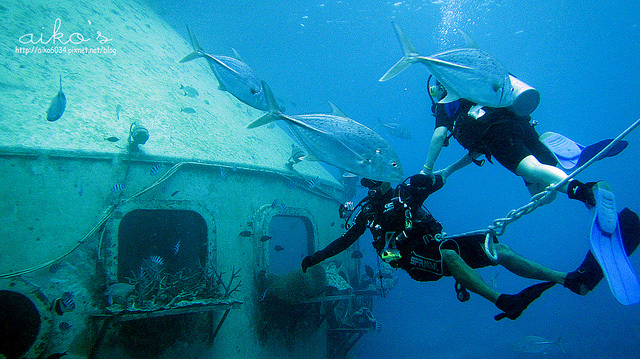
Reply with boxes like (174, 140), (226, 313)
(153, 0), (640, 358)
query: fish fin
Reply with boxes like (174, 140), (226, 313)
(328, 101), (348, 117)
(261, 80), (280, 113)
(247, 81), (281, 129)
(247, 112), (280, 129)
(417, 55), (473, 70)
(185, 25), (201, 51)
(231, 48), (244, 62)
(180, 26), (206, 63)
(217, 82), (227, 91)
(179, 51), (201, 63)
(589, 182), (640, 305)
(392, 22), (418, 57)
(439, 90), (460, 103)
(379, 22), (420, 81)
(456, 29), (478, 49)
(301, 153), (321, 161)
(379, 57), (415, 82)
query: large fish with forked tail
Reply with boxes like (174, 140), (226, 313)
(179, 26), (268, 111)
(379, 22), (540, 116)
(247, 82), (404, 182)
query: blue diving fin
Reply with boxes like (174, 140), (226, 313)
(539, 132), (628, 170)
(589, 183), (640, 305)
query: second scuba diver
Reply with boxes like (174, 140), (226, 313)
(301, 174), (640, 320)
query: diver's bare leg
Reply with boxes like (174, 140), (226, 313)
(442, 249), (500, 303)
(495, 244), (566, 285)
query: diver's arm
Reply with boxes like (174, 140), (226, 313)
(302, 214), (366, 273)
(436, 152), (478, 183)
(421, 126), (449, 178)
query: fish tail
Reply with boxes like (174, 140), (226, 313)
(179, 50), (201, 63)
(247, 80), (281, 129)
(379, 56), (415, 81)
(379, 22), (420, 81)
(179, 25), (204, 63)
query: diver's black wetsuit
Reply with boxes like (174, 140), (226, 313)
(435, 100), (556, 173)
(303, 174), (496, 281)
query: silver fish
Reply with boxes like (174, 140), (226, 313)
(180, 84), (199, 97)
(180, 26), (268, 111)
(377, 117), (412, 140)
(379, 22), (515, 109)
(248, 82), (404, 182)
(513, 335), (565, 354)
(47, 75), (66, 122)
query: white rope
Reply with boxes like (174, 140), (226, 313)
(482, 118), (640, 261)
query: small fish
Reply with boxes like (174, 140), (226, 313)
(260, 235), (271, 242)
(58, 322), (72, 331)
(378, 118), (412, 140)
(219, 167), (228, 179)
(47, 75), (66, 122)
(351, 250), (363, 259)
(148, 255), (164, 266)
(150, 163), (163, 176)
(364, 265), (375, 278)
(306, 175), (319, 189)
(180, 84), (199, 97)
(288, 144), (306, 164)
(181, 107), (196, 114)
(53, 292), (75, 315)
(239, 230), (252, 237)
(111, 184), (125, 193)
(513, 335), (564, 354)
(60, 292), (75, 311)
(270, 199), (279, 209)
(104, 136), (119, 142)
(46, 352), (68, 359)
(274, 245), (284, 252)
(115, 104), (123, 120)
(171, 190), (179, 197)
(286, 180), (298, 189)
(203, 99), (210, 105)
(173, 240), (181, 255)
(49, 262), (62, 273)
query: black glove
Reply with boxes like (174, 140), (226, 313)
(301, 254), (318, 273)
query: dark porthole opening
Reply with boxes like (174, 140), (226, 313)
(117, 209), (208, 282)
(267, 215), (314, 276)
(0, 290), (41, 359)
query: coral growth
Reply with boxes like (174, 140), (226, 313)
(110, 257), (242, 312)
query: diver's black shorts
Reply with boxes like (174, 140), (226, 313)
(400, 232), (498, 282)
(483, 117), (557, 173)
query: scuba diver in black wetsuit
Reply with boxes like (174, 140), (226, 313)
(420, 79), (601, 205)
(301, 174), (640, 321)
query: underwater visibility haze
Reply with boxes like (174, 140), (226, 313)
(2, 0), (640, 358)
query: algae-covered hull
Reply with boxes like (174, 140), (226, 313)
(0, 0), (387, 358)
